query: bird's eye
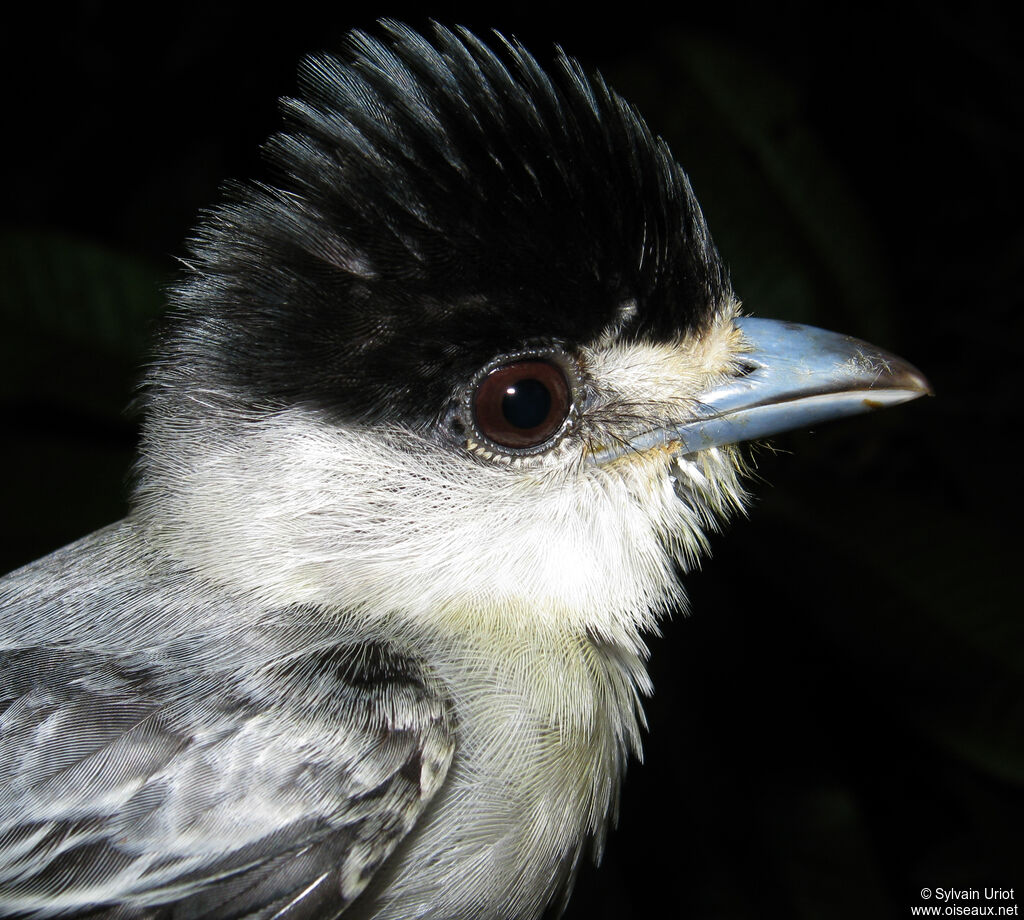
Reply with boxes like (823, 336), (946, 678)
(472, 360), (572, 450)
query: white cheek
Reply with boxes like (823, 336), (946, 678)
(135, 409), (723, 642)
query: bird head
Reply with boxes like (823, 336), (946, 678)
(133, 23), (928, 653)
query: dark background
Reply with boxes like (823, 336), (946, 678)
(2, 2), (1021, 918)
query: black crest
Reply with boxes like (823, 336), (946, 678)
(149, 22), (730, 428)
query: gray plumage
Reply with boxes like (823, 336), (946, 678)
(1, 523), (453, 918)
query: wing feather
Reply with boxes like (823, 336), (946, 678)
(0, 524), (455, 919)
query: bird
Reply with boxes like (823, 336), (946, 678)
(0, 21), (929, 920)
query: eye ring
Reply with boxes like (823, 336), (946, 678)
(462, 349), (579, 456)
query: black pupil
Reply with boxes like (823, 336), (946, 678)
(502, 378), (551, 429)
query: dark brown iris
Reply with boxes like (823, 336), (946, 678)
(473, 360), (571, 450)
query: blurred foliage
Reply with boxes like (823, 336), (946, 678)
(2, 6), (1021, 919)
(0, 231), (164, 570)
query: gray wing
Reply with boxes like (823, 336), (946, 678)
(0, 525), (455, 919)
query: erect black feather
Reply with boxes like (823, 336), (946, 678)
(146, 22), (730, 430)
